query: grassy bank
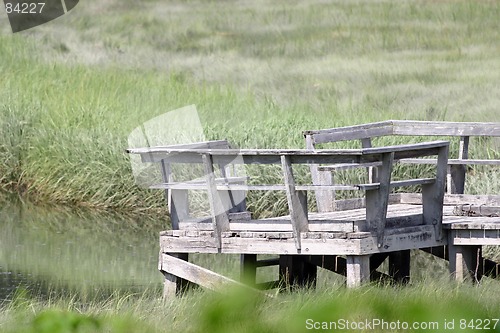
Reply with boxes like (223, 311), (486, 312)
(1, 0), (499, 216)
(2, 280), (500, 333)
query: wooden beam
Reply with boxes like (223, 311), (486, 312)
(365, 152), (394, 248)
(203, 153), (230, 250)
(450, 136), (469, 194)
(305, 135), (335, 213)
(160, 253), (264, 294)
(422, 144), (449, 241)
(159, 253), (190, 298)
(361, 138), (379, 184)
(281, 155), (309, 251)
(392, 120), (500, 137)
(303, 121), (395, 143)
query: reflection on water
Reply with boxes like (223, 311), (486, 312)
(0, 198), (164, 303)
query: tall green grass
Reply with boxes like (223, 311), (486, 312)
(1, 0), (499, 217)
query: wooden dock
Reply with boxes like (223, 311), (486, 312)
(127, 120), (500, 296)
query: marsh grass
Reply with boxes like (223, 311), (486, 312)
(3, 279), (500, 333)
(1, 0), (499, 217)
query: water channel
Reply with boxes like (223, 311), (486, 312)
(0, 197), (164, 304)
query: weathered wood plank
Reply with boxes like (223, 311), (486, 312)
(303, 121), (394, 144)
(306, 135), (335, 213)
(318, 161), (382, 171)
(357, 178), (435, 191)
(160, 253), (263, 293)
(361, 141), (448, 155)
(203, 154), (230, 250)
(453, 205), (500, 217)
(422, 144), (449, 241)
(400, 158), (500, 165)
(365, 152), (394, 247)
(150, 183), (359, 191)
(400, 193), (500, 206)
(303, 121), (500, 144)
(392, 121), (500, 137)
(161, 225), (445, 255)
(178, 219), (355, 232)
(359, 225), (445, 253)
(281, 155), (309, 251)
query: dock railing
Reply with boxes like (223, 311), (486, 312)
(304, 120), (500, 212)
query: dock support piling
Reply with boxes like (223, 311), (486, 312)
(160, 253), (190, 298)
(449, 241), (483, 283)
(346, 255), (370, 288)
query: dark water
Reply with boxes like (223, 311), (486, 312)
(0, 198), (164, 303)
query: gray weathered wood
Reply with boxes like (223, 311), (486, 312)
(170, 190), (189, 229)
(281, 155), (309, 251)
(202, 153), (230, 250)
(357, 178), (435, 191)
(399, 158), (500, 165)
(346, 255), (370, 287)
(306, 135), (335, 212)
(150, 183), (359, 191)
(361, 138), (379, 184)
(452, 205), (500, 217)
(365, 152), (394, 248)
(448, 235), (483, 283)
(449, 136), (469, 194)
(160, 253), (264, 293)
(422, 145), (449, 240)
(160, 225), (445, 255)
(303, 121), (500, 144)
(400, 193), (500, 206)
(159, 252), (190, 298)
(393, 121), (500, 137)
(303, 121), (394, 144)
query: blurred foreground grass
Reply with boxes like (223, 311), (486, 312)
(3, 280), (500, 333)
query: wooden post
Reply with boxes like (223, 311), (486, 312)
(346, 255), (370, 288)
(450, 136), (469, 194)
(305, 135), (335, 212)
(448, 231), (483, 283)
(365, 152), (394, 248)
(449, 245), (483, 283)
(361, 138), (378, 183)
(281, 155), (309, 251)
(202, 153), (230, 251)
(169, 190), (189, 230)
(160, 160), (189, 229)
(422, 144), (449, 241)
(160, 252), (190, 298)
